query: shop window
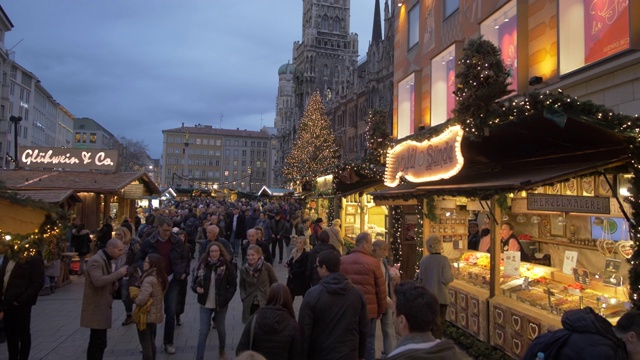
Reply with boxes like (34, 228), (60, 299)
(480, 1), (517, 92)
(397, 73), (415, 139)
(82, 133), (87, 143)
(559, 0), (630, 74)
(89, 133), (97, 143)
(408, 4), (420, 49)
(75, 132), (81, 143)
(431, 44), (457, 126)
(444, 0), (459, 18)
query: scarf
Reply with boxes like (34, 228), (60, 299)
(207, 257), (227, 285)
(244, 257), (264, 278)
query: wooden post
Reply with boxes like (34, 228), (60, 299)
(490, 196), (502, 298)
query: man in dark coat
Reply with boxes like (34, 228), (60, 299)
(306, 229), (338, 287)
(226, 207), (246, 256)
(299, 250), (368, 360)
(134, 216), (188, 355)
(269, 211), (290, 264)
(0, 243), (45, 360)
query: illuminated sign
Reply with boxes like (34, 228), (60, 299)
(384, 125), (464, 187)
(19, 147), (118, 171)
(584, 0), (629, 64)
(527, 193), (610, 214)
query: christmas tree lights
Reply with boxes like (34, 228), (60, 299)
(282, 91), (340, 188)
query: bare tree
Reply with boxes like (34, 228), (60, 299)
(116, 136), (151, 172)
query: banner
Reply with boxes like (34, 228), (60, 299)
(446, 57), (456, 119)
(19, 147), (118, 171)
(584, 0), (630, 64)
(499, 14), (517, 92)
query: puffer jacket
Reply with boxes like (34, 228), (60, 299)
(340, 247), (387, 318)
(134, 269), (164, 324)
(236, 306), (302, 360)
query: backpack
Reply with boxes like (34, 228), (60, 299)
(184, 218), (199, 240)
(523, 328), (572, 359)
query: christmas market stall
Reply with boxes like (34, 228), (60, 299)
(371, 91), (638, 358)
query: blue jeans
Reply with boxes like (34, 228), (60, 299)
(163, 278), (180, 346)
(137, 323), (157, 360)
(380, 303), (396, 357)
(196, 305), (228, 360)
(230, 230), (240, 254)
(366, 318), (377, 360)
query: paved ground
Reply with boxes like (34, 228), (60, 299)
(0, 255), (474, 360)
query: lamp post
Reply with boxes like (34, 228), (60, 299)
(183, 132), (190, 188)
(9, 116), (22, 169)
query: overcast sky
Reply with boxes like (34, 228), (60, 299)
(2, 0), (378, 158)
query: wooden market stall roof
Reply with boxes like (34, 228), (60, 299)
(13, 189), (82, 204)
(372, 114), (632, 200)
(0, 170), (161, 196)
(257, 186), (294, 197)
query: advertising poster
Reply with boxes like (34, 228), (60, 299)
(446, 57), (456, 119)
(499, 14), (517, 92)
(584, 0), (630, 64)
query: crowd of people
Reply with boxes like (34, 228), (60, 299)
(3, 196), (640, 360)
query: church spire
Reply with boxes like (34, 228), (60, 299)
(372, 0), (382, 44)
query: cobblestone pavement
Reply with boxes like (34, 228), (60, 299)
(0, 255), (473, 360)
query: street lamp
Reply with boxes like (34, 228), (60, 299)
(9, 116), (22, 169)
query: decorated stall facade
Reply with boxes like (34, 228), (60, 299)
(372, 91), (638, 358)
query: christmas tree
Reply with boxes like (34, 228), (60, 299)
(282, 91), (339, 188)
(453, 36), (512, 136)
(365, 108), (391, 165)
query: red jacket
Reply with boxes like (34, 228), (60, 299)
(340, 248), (387, 318)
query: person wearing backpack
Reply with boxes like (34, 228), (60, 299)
(524, 307), (639, 359)
(183, 213), (199, 259)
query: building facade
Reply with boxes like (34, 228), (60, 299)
(161, 124), (274, 192)
(393, 0), (640, 139)
(275, 0), (395, 186)
(73, 117), (118, 150)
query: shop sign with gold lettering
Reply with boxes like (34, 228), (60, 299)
(384, 125), (464, 187)
(19, 147), (118, 171)
(527, 193), (610, 214)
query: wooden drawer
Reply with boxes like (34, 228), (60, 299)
(509, 333), (526, 358)
(491, 325), (507, 350)
(492, 304), (507, 328)
(469, 314), (480, 337)
(458, 290), (468, 310)
(447, 305), (457, 322)
(510, 310), (524, 336)
(526, 317), (542, 340)
(469, 295), (480, 315)
(448, 288), (457, 305)
(458, 309), (468, 329)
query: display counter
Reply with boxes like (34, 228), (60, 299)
(450, 250), (628, 358)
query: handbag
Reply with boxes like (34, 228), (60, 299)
(249, 313), (258, 350)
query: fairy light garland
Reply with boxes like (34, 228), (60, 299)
(0, 214), (66, 262)
(390, 206), (403, 269)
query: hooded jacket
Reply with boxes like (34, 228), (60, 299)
(527, 307), (627, 360)
(386, 332), (461, 360)
(299, 272), (369, 360)
(236, 306), (302, 360)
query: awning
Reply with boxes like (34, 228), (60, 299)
(372, 113), (632, 201)
(14, 189), (82, 204)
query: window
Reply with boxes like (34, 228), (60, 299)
(408, 4), (420, 49)
(75, 132), (81, 143)
(233, 150), (238, 157)
(322, 15), (329, 31)
(89, 133), (97, 143)
(196, 138), (201, 145)
(241, 160), (246, 166)
(397, 73), (415, 138)
(559, 0), (630, 74)
(224, 170), (229, 177)
(225, 139), (230, 145)
(431, 44), (456, 126)
(82, 133), (87, 143)
(233, 160), (238, 166)
(444, 0), (459, 18)
(242, 150), (247, 156)
(216, 140), (222, 146)
(243, 141), (247, 146)
(251, 141), (255, 147)
(234, 140), (239, 146)
(225, 149), (230, 156)
(215, 160), (220, 166)
(480, 1), (517, 92)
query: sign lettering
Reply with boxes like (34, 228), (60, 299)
(384, 125), (464, 187)
(527, 193), (610, 214)
(19, 147), (118, 171)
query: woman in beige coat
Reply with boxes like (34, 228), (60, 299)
(134, 253), (168, 360)
(239, 245), (278, 323)
(327, 219), (344, 254)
